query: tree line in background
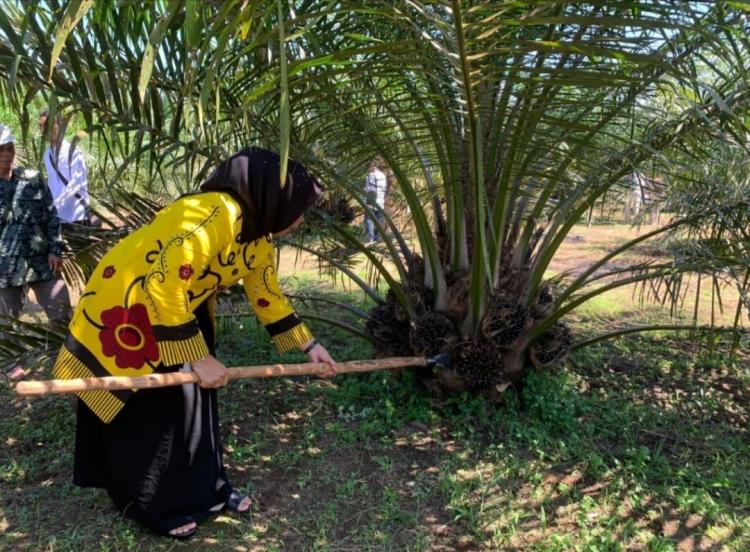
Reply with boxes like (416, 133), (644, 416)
(1, 0), (749, 395)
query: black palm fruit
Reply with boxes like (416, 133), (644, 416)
(365, 303), (411, 356)
(482, 295), (529, 348)
(409, 311), (457, 356)
(451, 340), (504, 391)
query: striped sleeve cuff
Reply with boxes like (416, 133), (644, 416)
(153, 321), (210, 367)
(265, 313), (314, 354)
(159, 334), (210, 366)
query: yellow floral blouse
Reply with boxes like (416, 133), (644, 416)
(52, 192), (313, 423)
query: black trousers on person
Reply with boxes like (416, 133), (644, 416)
(72, 300), (232, 535)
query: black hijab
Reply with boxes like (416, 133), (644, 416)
(200, 147), (323, 243)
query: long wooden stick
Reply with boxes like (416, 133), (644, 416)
(14, 357), (428, 396)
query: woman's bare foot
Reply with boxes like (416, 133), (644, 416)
(169, 521), (197, 538)
(225, 490), (252, 513)
(236, 495), (252, 512)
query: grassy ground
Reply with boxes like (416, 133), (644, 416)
(1, 223), (749, 551)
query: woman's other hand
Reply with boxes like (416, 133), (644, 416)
(192, 355), (230, 388)
(303, 341), (337, 377)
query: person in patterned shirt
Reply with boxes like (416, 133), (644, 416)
(52, 147), (336, 540)
(0, 123), (70, 381)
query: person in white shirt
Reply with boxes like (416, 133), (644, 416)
(364, 160), (387, 244)
(39, 111), (91, 225)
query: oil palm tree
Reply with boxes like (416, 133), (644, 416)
(289, 1), (750, 393)
(0, 1), (748, 393)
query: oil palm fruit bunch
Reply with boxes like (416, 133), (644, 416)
(482, 294), (530, 349)
(451, 340), (504, 391)
(365, 302), (411, 357)
(410, 311), (457, 357)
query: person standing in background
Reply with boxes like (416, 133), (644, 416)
(38, 111), (92, 226)
(364, 160), (387, 244)
(0, 123), (70, 381)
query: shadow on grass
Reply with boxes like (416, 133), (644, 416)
(1, 331), (748, 551)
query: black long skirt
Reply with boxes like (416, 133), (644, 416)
(72, 302), (232, 535)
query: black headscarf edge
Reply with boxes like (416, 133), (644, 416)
(199, 147), (323, 243)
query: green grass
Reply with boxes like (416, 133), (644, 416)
(1, 278), (749, 551)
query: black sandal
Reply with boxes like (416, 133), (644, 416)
(226, 490), (252, 513)
(152, 516), (197, 541)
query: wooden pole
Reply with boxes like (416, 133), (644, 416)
(14, 357), (428, 396)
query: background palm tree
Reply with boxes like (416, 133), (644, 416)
(0, 1), (748, 393)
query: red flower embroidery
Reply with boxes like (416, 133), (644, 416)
(179, 263), (194, 280)
(102, 266), (116, 279)
(98, 304), (159, 370)
(257, 298), (270, 308)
